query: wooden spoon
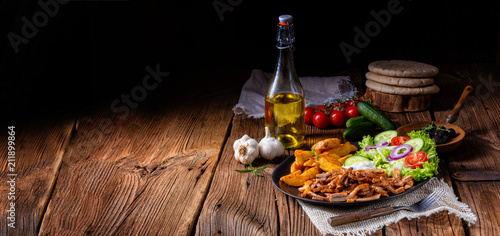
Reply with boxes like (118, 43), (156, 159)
(445, 85), (474, 124)
(396, 85), (473, 153)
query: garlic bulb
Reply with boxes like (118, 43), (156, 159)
(258, 127), (285, 160)
(233, 134), (259, 164)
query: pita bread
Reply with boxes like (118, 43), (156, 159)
(368, 60), (439, 77)
(366, 80), (440, 95)
(365, 72), (434, 87)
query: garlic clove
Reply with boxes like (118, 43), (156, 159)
(259, 127), (285, 160)
(233, 134), (259, 164)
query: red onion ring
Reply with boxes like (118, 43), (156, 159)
(376, 141), (389, 147)
(389, 144), (413, 161)
(364, 145), (377, 152)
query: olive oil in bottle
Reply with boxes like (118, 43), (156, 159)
(265, 15), (305, 149)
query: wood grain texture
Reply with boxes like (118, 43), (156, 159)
(432, 65), (500, 173)
(195, 115), (323, 235)
(38, 92), (238, 236)
(431, 64), (500, 236)
(195, 68), (374, 236)
(364, 88), (431, 112)
(0, 117), (74, 235)
(385, 111), (466, 236)
(454, 182), (500, 236)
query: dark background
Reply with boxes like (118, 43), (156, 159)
(1, 0), (499, 123)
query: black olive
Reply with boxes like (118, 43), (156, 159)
(442, 134), (450, 143)
(448, 129), (456, 137)
(436, 130), (445, 137)
(435, 136), (447, 144)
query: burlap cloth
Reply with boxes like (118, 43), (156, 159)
(233, 69), (357, 118)
(298, 177), (477, 236)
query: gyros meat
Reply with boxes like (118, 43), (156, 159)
(298, 168), (414, 202)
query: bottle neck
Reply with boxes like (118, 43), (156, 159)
(267, 21), (302, 96)
(275, 47), (296, 76)
(275, 22), (296, 77)
(276, 23), (295, 49)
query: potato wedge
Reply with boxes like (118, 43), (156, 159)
(350, 144), (358, 152)
(303, 158), (318, 167)
(312, 138), (341, 153)
(294, 150), (315, 166)
(290, 162), (304, 173)
(327, 142), (352, 157)
(317, 153), (342, 172)
(280, 166), (320, 187)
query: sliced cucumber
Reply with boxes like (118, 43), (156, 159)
(374, 130), (398, 144)
(403, 138), (424, 153)
(344, 156), (370, 166)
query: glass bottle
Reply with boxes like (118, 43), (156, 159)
(265, 15), (305, 149)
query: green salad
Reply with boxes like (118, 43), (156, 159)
(352, 130), (439, 181)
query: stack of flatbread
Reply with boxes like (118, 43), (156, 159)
(365, 60), (440, 96)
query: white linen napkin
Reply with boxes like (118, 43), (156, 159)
(233, 69), (358, 118)
(299, 178), (477, 236)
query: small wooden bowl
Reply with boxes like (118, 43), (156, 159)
(396, 121), (465, 154)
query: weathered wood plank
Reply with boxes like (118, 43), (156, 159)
(195, 69), (385, 235)
(431, 64), (500, 236)
(454, 182), (500, 236)
(0, 118), (74, 235)
(195, 115), (333, 235)
(385, 111), (466, 236)
(195, 116), (285, 235)
(432, 65), (500, 173)
(38, 92), (238, 235)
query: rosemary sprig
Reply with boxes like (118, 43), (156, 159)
(301, 149), (319, 160)
(235, 161), (268, 177)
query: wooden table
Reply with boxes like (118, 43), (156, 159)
(2, 64), (500, 235)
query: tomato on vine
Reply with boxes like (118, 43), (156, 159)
(313, 112), (330, 129)
(345, 106), (361, 118)
(304, 107), (314, 125)
(329, 110), (348, 127)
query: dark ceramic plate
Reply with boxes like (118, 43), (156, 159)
(271, 154), (431, 207)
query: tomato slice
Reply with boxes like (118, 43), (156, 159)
(391, 136), (411, 146)
(404, 151), (428, 169)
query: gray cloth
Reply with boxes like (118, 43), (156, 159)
(233, 69), (358, 118)
(299, 178), (477, 236)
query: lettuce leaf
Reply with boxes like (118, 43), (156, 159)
(358, 135), (374, 152)
(402, 130), (440, 181)
(354, 130), (439, 181)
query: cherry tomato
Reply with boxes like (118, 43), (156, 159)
(329, 110), (348, 127)
(313, 112), (330, 128)
(391, 136), (411, 146)
(315, 105), (327, 112)
(345, 106), (361, 118)
(346, 100), (359, 106)
(304, 107), (314, 125)
(405, 151), (428, 169)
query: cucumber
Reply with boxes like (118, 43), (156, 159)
(346, 116), (372, 128)
(374, 130), (398, 144)
(343, 122), (376, 141)
(344, 156), (370, 166)
(403, 138), (424, 153)
(357, 101), (396, 131)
